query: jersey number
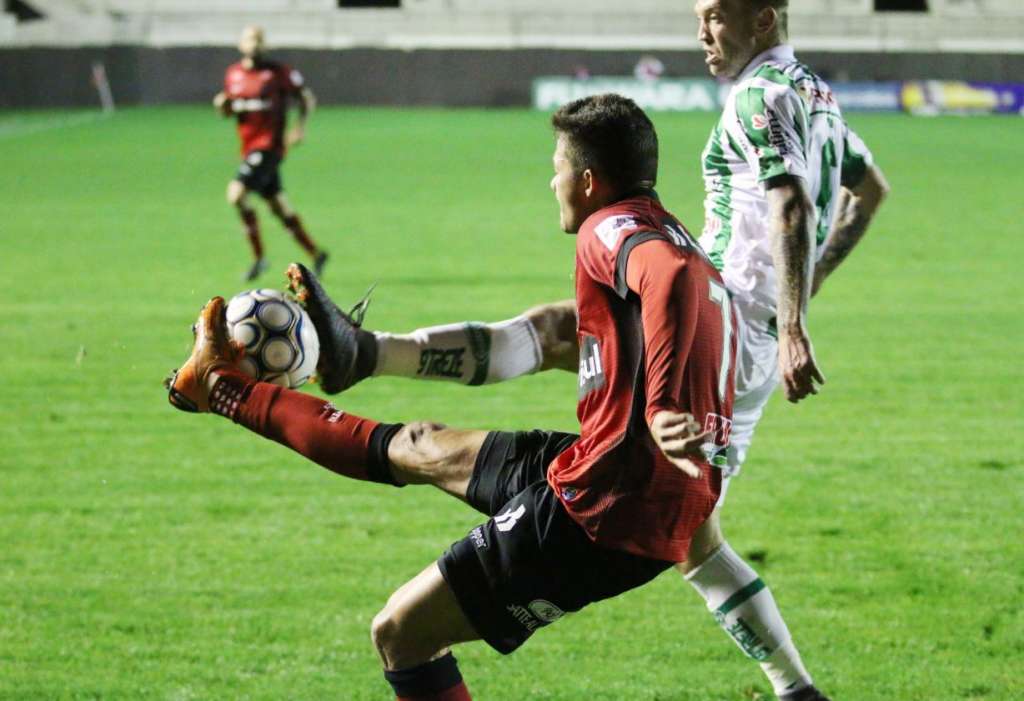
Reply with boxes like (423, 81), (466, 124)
(708, 281), (733, 403)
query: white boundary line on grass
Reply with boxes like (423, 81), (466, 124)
(0, 111), (110, 141)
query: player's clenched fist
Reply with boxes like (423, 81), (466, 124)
(649, 410), (711, 478)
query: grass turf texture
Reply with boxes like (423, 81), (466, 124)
(0, 106), (1021, 700)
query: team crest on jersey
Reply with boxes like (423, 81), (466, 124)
(594, 215), (636, 251)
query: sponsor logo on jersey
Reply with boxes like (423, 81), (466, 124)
(594, 215), (636, 251)
(321, 402), (345, 424)
(578, 335), (606, 400)
(494, 504), (526, 533)
(232, 98), (273, 113)
(528, 600), (565, 624)
(702, 412), (733, 470)
(506, 604), (540, 632)
(703, 412), (733, 445)
(798, 81), (836, 108)
(765, 109), (790, 155)
(469, 526), (486, 549)
(661, 219), (694, 250)
(751, 113), (769, 130)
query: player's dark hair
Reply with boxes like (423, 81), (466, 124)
(551, 94), (658, 193)
(746, 0), (788, 37)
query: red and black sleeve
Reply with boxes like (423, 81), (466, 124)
(621, 238), (700, 424)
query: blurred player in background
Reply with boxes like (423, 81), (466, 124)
(168, 95), (735, 700)
(214, 25), (328, 281)
(294, 1), (889, 699)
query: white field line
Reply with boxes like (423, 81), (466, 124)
(0, 111), (110, 140)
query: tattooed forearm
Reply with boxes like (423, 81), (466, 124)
(817, 209), (871, 279)
(770, 181), (815, 332)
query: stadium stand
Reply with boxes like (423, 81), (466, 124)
(3, 0), (1022, 108)
(3, 0), (1023, 51)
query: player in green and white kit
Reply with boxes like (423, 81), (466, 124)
(293, 2), (888, 699)
(697, 13), (880, 494)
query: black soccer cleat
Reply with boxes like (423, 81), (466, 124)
(779, 685), (832, 701)
(286, 262), (378, 395)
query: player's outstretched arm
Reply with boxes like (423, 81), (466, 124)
(766, 174), (825, 404)
(812, 164), (890, 297)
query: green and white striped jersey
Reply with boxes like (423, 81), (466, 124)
(698, 44), (874, 326)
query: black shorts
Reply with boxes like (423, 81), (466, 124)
(437, 430), (674, 655)
(236, 150), (283, 198)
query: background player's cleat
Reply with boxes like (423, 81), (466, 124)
(286, 262), (377, 395)
(313, 250), (329, 277)
(165, 297), (246, 412)
(779, 685), (832, 701)
(243, 258), (268, 282)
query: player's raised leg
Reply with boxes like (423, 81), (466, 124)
(372, 562), (479, 700)
(165, 297), (488, 499)
(227, 180), (267, 281)
(286, 263), (578, 395)
(267, 193), (328, 276)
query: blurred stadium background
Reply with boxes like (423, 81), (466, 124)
(2, 2), (1022, 700)
(2, 0), (1024, 110)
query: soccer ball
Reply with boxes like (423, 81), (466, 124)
(225, 289), (319, 388)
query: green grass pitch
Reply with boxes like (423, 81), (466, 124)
(0, 106), (1021, 700)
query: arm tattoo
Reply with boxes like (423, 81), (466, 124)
(817, 209), (871, 279)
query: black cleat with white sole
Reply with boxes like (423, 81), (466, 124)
(779, 685), (832, 701)
(286, 262), (377, 395)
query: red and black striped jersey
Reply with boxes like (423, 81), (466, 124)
(547, 191), (737, 563)
(224, 59), (304, 157)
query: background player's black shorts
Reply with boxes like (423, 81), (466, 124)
(235, 150), (282, 198)
(437, 430), (674, 655)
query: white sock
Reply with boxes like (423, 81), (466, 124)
(684, 542), (813, 697)
(373, 316), (542, 386)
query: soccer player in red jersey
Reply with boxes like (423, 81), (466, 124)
(214, 25), (327, 281)
(167, 95), (736, 699)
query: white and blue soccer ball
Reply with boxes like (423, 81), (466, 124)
(225, 289), (319, 389)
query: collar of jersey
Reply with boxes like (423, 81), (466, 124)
(612, 186), (660, 205)
(736, 43), (796, 83)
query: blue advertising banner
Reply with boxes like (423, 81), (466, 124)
(902, 81), (1024, 115)
(533, 77), (1024, 116)
(831, 82), (903, 113)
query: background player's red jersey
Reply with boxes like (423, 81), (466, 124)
(224, 60), (304, 156)
(547, 192), (737, 563)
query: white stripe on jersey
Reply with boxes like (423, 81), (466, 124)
(698, 44), (874, 325)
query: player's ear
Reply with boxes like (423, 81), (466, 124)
(754, 6), (778, 37)
(582, 168), (596, 198)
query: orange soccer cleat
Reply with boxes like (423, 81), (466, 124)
(165, 296), (246, 413)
